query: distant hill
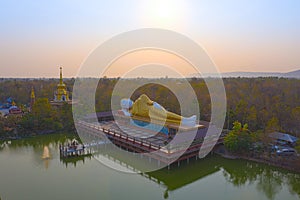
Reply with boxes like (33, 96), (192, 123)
(190, 69), (300, 79)
(220, 71), (282, 78)
(284, 69), (300, 78)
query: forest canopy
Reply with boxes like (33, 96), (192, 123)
(0, 77), (300, 136)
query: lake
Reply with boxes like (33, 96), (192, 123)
(0, 134), (299, 200)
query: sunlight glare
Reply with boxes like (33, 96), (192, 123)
(140, 0), (187, 28)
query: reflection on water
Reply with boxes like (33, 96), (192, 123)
(144, 156), (300, 200)
(0, 134), (299, 200)
(223, 159), (300, 200)
(0, 134), (75, 170)
(60, 154), (93, 168)
(42, 146), (51, 169)
(42, 146), (51, 159)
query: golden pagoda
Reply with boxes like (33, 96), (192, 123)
(54, 67), (69, 102)
(51, 67), (72, 106)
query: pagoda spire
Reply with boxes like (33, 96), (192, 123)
(30, 86), (35, 111)
(59, 67), (63, 85)
(31, 86), (35, 99)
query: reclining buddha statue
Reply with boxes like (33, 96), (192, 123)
(120, 94), (197, 127)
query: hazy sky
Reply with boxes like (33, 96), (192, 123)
(0, 0), (299, 77)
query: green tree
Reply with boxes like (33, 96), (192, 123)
(224, 121), (253, 152)
(246, 106), (258, 130)
(30, 98), (62, 130)
(265, 117), (280, 133)
(4, 115), (22, 129)
(58, 103), (74, 131)
(0, 116), (5, 135)
(235, 99), (247, 123)
(20, 114), (34, 130)
(32, 98), (52, 119)
(295, 140), (300, 153)
(292, 107), (300, 134)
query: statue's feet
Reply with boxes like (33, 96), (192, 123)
(181, 115), (197, 127)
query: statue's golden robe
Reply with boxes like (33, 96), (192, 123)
(130, 94), (182, 125)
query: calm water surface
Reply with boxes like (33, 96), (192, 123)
(0, 134), (299, 200)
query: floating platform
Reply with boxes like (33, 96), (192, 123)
(59, 142), (89, 158)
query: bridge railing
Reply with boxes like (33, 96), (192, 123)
(75, 120), (225, 156)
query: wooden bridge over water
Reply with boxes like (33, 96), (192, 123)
(75, 119), (225, 169)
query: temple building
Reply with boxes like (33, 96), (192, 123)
(51, 67), (72, 106)
(0, 98), (23, 116)
(8, 101), (23, 115)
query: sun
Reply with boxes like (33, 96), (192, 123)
(153, 0), (175, 21)
(140, 0), (187, 28)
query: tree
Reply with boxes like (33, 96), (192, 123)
(58, 103), (74, 131)
(265, 117), (280, 133)
(246, 106), (258, 130)
(20, 114), (34, 130)
(295, 140), (300, 153)
(235, 99), (247, 124)
(224, 121), (253, 153)
(32, 98), (52, 119)
(0, 116), (5, 135)
(291, 107), (300, 135)
(30, 98), (62, 130)
(1, 115), (19, 128)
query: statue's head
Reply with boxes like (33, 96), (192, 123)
(139, 94), (153, 106)
(120, 98), (133, 109)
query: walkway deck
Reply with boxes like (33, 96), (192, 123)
(75, 119), (225, 167)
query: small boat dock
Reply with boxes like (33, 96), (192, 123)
(59, 139), (91, 158)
